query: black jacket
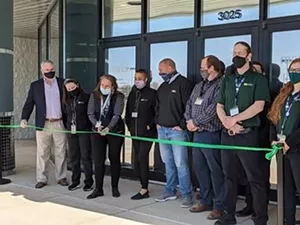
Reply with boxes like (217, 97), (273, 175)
(63, 92), (91, 131)
(156, 75), (192, 129)
(88, 91), (125, 134)
(125, 86), (157, 137)
(21, 77), (66, 129)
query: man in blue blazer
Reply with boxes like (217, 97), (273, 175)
(21, 60), (68, 189)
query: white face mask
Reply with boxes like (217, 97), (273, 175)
(100, 87), (111, 95)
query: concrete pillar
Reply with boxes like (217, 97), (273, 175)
(65, 0), (99, 92)
(0, 0), (15, 174)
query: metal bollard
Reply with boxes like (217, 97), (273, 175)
(277, 143), (284, 225)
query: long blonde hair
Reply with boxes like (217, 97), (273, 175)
(268, 58), (300, 125)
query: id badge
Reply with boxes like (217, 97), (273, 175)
(194, 97), (203, 105)
(95, 121), (102, 128)
(71, 124), (76, 134)
(230, 106), (239, 116)
(277, 134), (286, 141)
(132, 112), (138, 118)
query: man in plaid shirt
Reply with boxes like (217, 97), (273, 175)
(184, 55), (224, 220)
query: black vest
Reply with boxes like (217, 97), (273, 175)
(93, 91), (124, 133)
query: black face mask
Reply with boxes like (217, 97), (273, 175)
(232, 56), (247, 69)
(44, 71), (55, 79)
(69, 88), (81, 97)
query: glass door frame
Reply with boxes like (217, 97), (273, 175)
(144, 31), (196, 84)
(98, 39), (142, 79)
(196, 25), (260, 74)
(196, 25), (263, 199)
(98, 39), (142, 175)
(262, 21), (300, 203)
(142, 31), (198, 183)
(262, 21), (300, 84)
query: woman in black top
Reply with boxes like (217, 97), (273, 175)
(62, 78), (93, 192)
(268, 58), (300, 225)
(87, 74), (125, 199)
(125, 69), (157, 200)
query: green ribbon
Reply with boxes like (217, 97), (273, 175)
(0, 124), (281, 160)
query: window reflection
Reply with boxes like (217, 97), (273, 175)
(269, 0), (300, 18)
(103, 0), (141, 37)
(201, 0), (259, 26)
(272, 30), (300, 84)
(205, 35), (251, 68)
(65, 0), (98, 92)
(148, 0), (194, 32)
(105, 46), (136, 166)
(49, 5), (59, 76)
(150, 41), (188, 89)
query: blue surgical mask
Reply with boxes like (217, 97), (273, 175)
(289, 72), (300, 84)
(100, 87), (111, 95)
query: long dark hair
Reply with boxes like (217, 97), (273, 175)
(94, 74), (118, 99)
(62, 78), (83, 105)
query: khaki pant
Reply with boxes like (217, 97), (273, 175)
(36, 120), (67, 183)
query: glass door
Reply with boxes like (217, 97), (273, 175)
(144, 33), (196, 177)
(197, 27), (259, 81)
(98, 40), (141, 168)
(264, 23), (300, 188)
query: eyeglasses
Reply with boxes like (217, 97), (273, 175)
(289, 69), (300, 73)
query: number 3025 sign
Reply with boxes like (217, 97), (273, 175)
(218, 9), (242, 21)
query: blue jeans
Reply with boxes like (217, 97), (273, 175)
(158, 127), (193, 198)
(193, 131), (225, 210)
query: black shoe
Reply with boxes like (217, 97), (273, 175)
(87, 189), (104, 199)
(83, 183), (93, 192)
(250, 213), (257, 220)
(35, 182), (47, 189)
(214, 213), (237, 225)
(236, 207), (254, 217)
(131, 191), (150, 200)
(112, 188), (120, 198)
(68, 182), (81, 191)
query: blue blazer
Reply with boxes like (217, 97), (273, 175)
(21, 77), (66, 129)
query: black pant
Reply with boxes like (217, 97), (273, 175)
(284, 150), (300, 225)
(238, 152), (271, 209)
(132, 139), (153, 189)
(90, 133), (124, 190)
(221, 130), (268, 225)
(237, 159), (254, 209)
(68, 133), (93, 186)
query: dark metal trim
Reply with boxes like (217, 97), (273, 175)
(141, 0), (148, 35)
(46, 16), (49, 60)
(37, 26), (41, 79)
(97, 0), (102, 79)
(195, 0), (201, 30)
(59, 0), (64, 78)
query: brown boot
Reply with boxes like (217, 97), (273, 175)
(189, 204), (212, 213)
(207, 209), (224, 220)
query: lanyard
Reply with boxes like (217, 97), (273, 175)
(99, 95), (110, 122)
(133, 90), (141, 112)
(280, 93), (300, 134)
(234, 77), (245, 105)
(71, 94), (81, 124)
(199, 80), (207, 97)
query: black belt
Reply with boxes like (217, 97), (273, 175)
(222, 127), (255, 136)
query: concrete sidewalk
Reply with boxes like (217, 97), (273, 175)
(0, 140), (290, 225)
